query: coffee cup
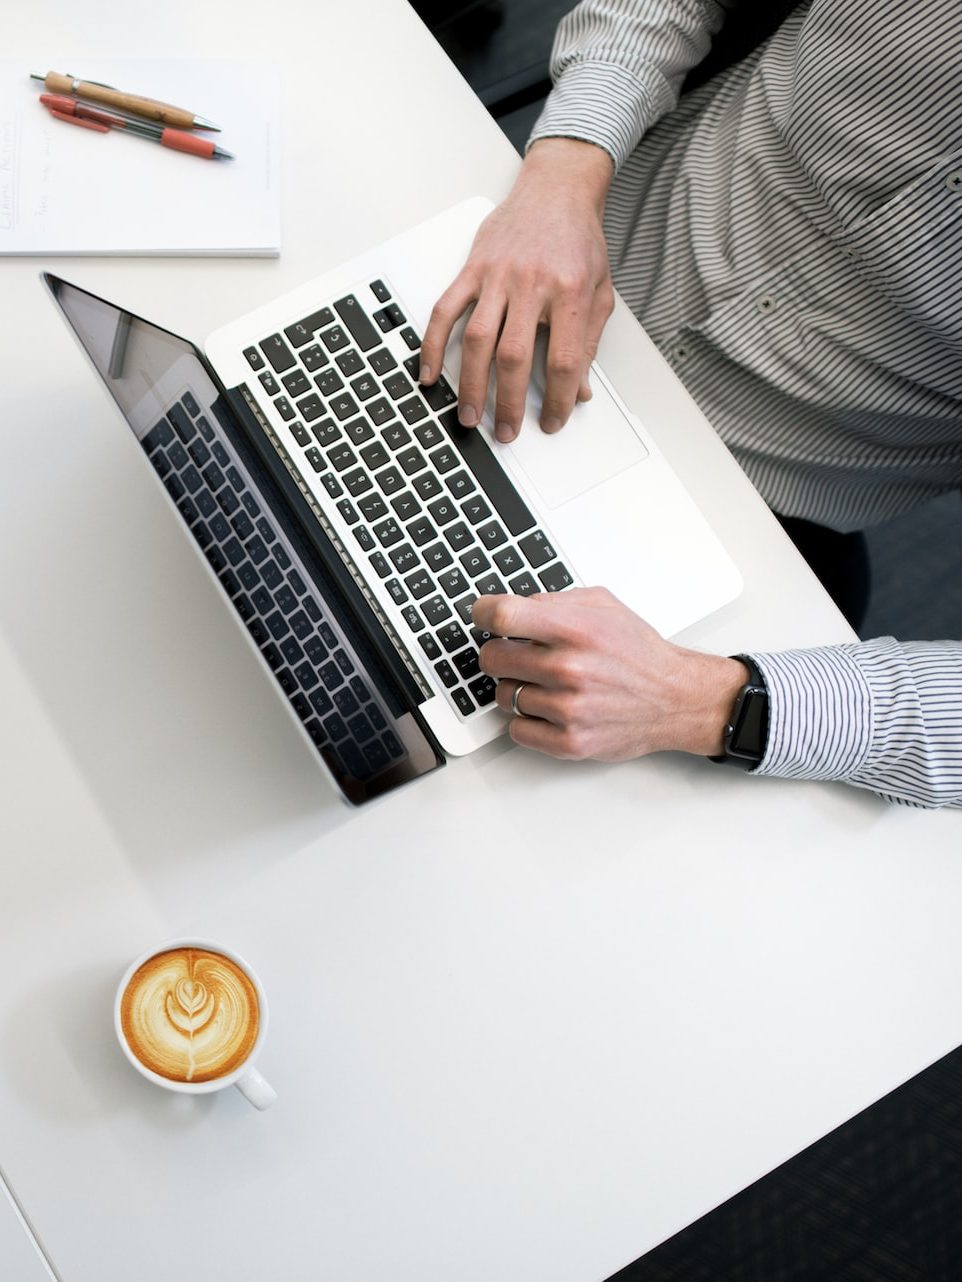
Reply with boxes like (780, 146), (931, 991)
(114, 939), (277, 1110)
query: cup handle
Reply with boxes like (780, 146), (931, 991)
(234, 1064), (277, 1110)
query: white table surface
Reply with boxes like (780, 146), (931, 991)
(3, 3), (961, 1281)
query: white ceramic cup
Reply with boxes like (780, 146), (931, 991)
(114, 938), (277, 1110)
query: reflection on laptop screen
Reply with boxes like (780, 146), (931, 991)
(46, 275), (444, 805)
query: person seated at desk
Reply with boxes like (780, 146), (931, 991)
(418, 0), (962, 809)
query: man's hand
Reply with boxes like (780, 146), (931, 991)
(474, 587), (749, 761)
(418, 138), (616, 444)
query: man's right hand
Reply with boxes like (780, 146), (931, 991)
(418, 137), (616, 443)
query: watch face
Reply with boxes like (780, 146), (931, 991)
(732, 687), (768, 759)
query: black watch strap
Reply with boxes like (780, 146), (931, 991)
(709, 654), (769, 771)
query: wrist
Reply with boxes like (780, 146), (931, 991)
(522, 137), (613, 214)
(672, 652), (751, 758)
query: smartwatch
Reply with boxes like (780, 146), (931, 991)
(709, 654), (769, 771)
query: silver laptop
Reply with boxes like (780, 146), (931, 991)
(44, 197), (741, 805)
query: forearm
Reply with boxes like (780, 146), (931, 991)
(529, 0), (732, 168)
(751, 638), (962, 808)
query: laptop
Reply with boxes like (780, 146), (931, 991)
(44, 196), (741, 805)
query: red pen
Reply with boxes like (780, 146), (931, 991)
(39, 94), (234, 160)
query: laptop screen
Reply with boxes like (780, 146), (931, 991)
(44, 274), (444, 805)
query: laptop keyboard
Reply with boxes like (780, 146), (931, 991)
(242, 278), (574, 720)
(142, 394), (407, 783)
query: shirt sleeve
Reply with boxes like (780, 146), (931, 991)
(749, 638), (962, 808)
(527, 0), (733, 170)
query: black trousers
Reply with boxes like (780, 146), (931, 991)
(776, 515), (871, 635)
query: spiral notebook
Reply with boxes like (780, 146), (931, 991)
(0, 59), (280, 256)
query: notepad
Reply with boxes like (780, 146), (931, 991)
(0, 60), (280, 255)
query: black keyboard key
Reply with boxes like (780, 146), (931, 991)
(424, 542), (453, 572)
(451, 687), (475, 716)
(297, 393), (325, 423)
(321, 473), (344, 499)
(399, 327), (421, 351)
(381, 423), (411, 451)
(217, 487), (239, 516)
(360, 441), (390, 471)
(337, 498), (359, 524)
(311, 419), (341, 448)
(333, 686), (359, 717)
(181, 465), (203, 495)
(328, 444), (358, 473)
(309, 688), (333, 717)
(453, 648), (481, 679)
(421, 595), (452, 626)
(391, 491), (421, 522)
(260, 371), (280, 395)
(281, 636), (304, 666)
(350, 373), (379, 401)
(412, 472), (443, 500)
(315, 368), (344, 397)
(438, 621), (468, 653)
(197, 415), (215, 443)
(414, 420), (444, 450)
(344, 417), (375, 446)
(301, 344), (328, 373)
(385, 577), (408, 605)
(373, 517), (403, 548)
(336, 349), (365, 376)
(260, 333), (296, 373)
(334, 295), (382, 352)
(370, 279), (391, 303)
(289, 421), (311, 447)
(144, 418), (175, 452)
(274, 396), (295, 422)
(329, 393), (360, 422)
(446, 470), (476, 501)
(248, 535), (270, 564)
(368, 346), (398, 375)
(266, 610), (290, 641)
(428, 496), (458, 525)
(365, 397), (396, 426)
(283, 369), (311, 398)
(468, 675), (497, 706)
(519, 529), (557, 569)
(401, 605), (424, 632)
(461, 494), (490, 525)
(295, 306), (335, 335)
(440, 408), (536, 537)
(358, 493), (388, 522)
(435, 660), (459, 689)
(354, 525), (375, 552)
(419, 633), (442, 661)
(509, 571), (540, 596)
(343, 468), (374, 497)
(168, 402), (197, 443)
(243, 346), (265, 371)
(398, 394), (429, 425)
(304, 447), (326, 473)
(421, 375), (458, 412)
(405, 516), (436, 547)
(540, 562), (574, 592)
(291, 610), (313, 640)
(397, 446), (426, 476)
(429, 444), (458, 474)
(476, 573), (506, 596)
(454, 594), (477, 624)
(321, 325), (350, 353)
(404, 569), (434, 600)
(438, 568), (469, 598)
(283, 320), (316, 349)
(478, 519), (508, 550)
(443, 522), (474, 552)
(373, 303), (405, 332)
(389, 544), (419, 575)
(384, 372), (414, 401)
(375, 466), (405, 496)
(369, 550), (391, 578)
(494, 546), (525, 576)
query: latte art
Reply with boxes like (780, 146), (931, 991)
(120, 948), (259, 1083)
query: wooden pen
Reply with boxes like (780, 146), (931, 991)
(30, 71), (220, 132)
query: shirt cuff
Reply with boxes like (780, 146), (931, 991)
(748, 645), (874, 783)
(527, 60), (668, 172)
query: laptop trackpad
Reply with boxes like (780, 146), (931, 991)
(501, 377), (649, 510)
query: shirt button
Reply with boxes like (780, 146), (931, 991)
(945, 170), (962, 192)
(756, 294), (777, 314)
(673, 341), (690, 360)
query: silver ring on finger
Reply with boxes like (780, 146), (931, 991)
(510, 682), (530, 719)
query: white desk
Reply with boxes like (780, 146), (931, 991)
(3, 4), (961, 1281)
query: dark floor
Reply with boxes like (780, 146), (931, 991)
(417, 3), (962, 1280)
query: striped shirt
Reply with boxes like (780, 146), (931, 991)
(528, 0), (962, 807)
